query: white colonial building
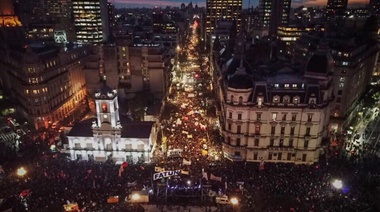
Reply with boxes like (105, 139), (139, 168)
(66, 85), (157, 163)
(213, 32), (334, 164)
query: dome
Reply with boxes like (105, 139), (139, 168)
(99, 84), (114, 95)
(305, 38), (333, 74)
(305, 53), (333, 74)
(227, 74), (253, 89)
(224, 57), (254, 77)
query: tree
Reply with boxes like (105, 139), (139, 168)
(128, 92), (154, 121)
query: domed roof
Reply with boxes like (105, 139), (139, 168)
(224, 57), (254, 77)
(305, 53), (333, 74)
(305, 38), (333, 74)
(228, 73), (253, 89)
(99, 84), (114, 95)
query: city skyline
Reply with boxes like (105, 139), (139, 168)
(113, 0), (369, 9)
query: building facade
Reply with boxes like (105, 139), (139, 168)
(88, 42), (171, 100)
(66, 85), (156, 164)
(206, 0), (242, 34)
(213, 33), (333, 164)
(0, 44), (91, 129)
(72, 0), (110, 43)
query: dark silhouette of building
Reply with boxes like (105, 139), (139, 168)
(326, 0), (348, 21)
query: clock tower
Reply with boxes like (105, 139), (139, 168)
(92, 84), (122, 151)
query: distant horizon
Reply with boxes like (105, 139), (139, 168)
(113, 0), (369, 9)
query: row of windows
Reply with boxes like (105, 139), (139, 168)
(227, 136), (311, 148)
(228, 112), (313, 122)
(227, 123), (311, 136)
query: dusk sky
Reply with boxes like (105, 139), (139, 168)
(113, 0), (370, 9)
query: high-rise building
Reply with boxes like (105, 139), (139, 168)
(326, 0), (348, 20)
(72, 0), (110, 44)
(206, 0), (242, 34)
(257, 0), (291, 36)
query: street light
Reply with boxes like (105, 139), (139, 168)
(131, 193), (140, 201)
(332, 179), (343, 189)
(17, 167), (27, 177)
(230, 197), (239, 205)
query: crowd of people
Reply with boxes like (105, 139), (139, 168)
(160, 20), (220, 166)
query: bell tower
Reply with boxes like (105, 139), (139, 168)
(92, 84), (121, 130)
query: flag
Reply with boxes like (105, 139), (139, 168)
(259, 160), (265, 171)
(155, 166), (165, 172)
(181, 170), (189, 175)
(202, 169), (208, 180)
(118, 165), (124, 177)
(210, 174), (222, 182)
(182, 158), (192, 165)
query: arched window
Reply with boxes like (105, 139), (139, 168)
(102, 103), (108, 113)
(239, 96), (243, 105)
(230, 95), (234, 103)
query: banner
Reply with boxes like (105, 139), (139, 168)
(182, 158), (192, 165)
(210, 174), (222, 182)
(153, 170), (181, 181)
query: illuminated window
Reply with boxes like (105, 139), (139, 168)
(102, 103), (108, 113)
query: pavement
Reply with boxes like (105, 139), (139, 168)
(142, 204), (218, 212)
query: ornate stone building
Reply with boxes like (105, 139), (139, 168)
(213, 32), (334, 164)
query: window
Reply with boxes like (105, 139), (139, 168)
(293, 97), (299, 104)
(271, 126), (276, 134)
(284, 84), (289, 88)
(229, 112), (232, 118)
(230, 95), (234, 103)
(290, 127), (295, 135)
(228, 123), (232, 130)
(304, 140), (309, 148)
(291, 114), (297, 121)
(258, 97), (263, 106)
(306, 127), (311, 136)
(255, 125), (260, 134)
(273, 96), (279, 103)
(342, 61), (348, 66)
(239, 96), (243, 105)
(289, 139), (293, 147)
(336, 97), (341, 103)
(254, 139), (259, 146)
(237, 125), (241, 134)
(235, 151), (241, 156)
(279, 139), (284, 147)
(282, 114), (287, 121)
(236, 138), (241, 146)
(338, 90), (343, 95)
(102, 103), (108, 113)
(280, 126), (285, 134)
(238, 113), (242, 120)
(270, 139), (274, 146)
(309, 98), (316, 104)
(256, 113), (261, 121)
(272, 113), (277, 121)
(274, 84), (279, 88)
(307, 114), (313, 122)
(283, 96), (290, 104)
(292, 84), (297, 88)
(227, 137), (231, 144)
